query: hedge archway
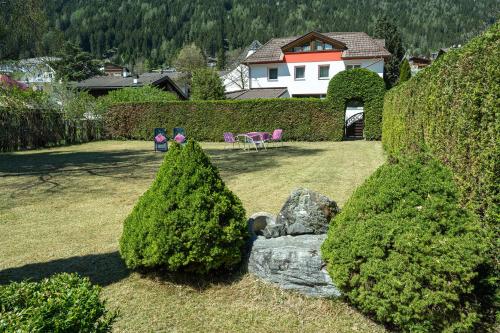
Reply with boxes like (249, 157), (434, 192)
(327, 68), (386, 140)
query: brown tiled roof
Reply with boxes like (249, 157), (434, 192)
(225, 88), (288, 100)
(244, 32), (391, 64)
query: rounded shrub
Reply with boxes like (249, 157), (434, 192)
(119, 140), (248, 274)
(326, 68), (386, 140)
(321, 155), (491, 332)
(0, 273), (116, 332)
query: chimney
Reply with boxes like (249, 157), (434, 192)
(122, 68), (129, 78)
(133, 74), (139, 84)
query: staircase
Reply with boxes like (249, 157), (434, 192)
(345, 112), (364, 138)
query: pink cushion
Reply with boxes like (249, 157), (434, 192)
(154, 133), (166, 143)
(174, 133), (185, 143)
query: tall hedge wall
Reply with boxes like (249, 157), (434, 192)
(106, 99), (343, 141)
(382, 22), (499, 226)
(327, 68), (386, 140)
(0, 107), (104, 152)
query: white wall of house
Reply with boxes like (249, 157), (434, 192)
(223, 64), (250, 92)
(249, 58), (384, 96)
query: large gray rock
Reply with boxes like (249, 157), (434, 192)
(277, 188), (339, 235)
(247, 234), (340, 298)
(247, 212), (286, 239)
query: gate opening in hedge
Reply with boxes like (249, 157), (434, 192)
(327, 69), (386, 140)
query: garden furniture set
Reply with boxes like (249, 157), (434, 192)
(224, 129), (283, 151)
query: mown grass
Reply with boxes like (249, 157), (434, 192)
(0, 140), (386, 332)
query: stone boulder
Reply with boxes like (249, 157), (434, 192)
(277, 188), (339, 235)
(247, 212), (286, 239)
(247, 234), (340, 298)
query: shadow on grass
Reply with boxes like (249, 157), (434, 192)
(207, 145), (326, 179)
(0, 149), (163, 176)
(137, 264), (247, 291)
(0, 251), (130, 287)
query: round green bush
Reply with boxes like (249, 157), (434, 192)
(321, 155), (490, 332)
(119, 140), (248, 274)
(326, 68), (386, 140)
(0, 273), (116, 332)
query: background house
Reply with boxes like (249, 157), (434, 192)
(0, 57), (59, 91)
(242, 31), (390, 98)
(75, 71), (188, 99)
(221, 40), (262, 93)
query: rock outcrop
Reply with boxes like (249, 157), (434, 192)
(277, 188), (339, 235)
(247, 234), (340, 298)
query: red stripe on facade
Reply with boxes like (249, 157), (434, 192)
(283, 51), (343, 63)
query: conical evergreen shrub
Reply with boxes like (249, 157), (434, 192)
(119, 140), (248, 274)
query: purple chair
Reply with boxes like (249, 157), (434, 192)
(269, 129), (283, 147)
(223, 132), (239, 149)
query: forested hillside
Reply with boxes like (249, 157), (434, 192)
(40, 0), (500, 67)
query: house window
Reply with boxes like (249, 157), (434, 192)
(268, 68), (278, 80)
(318, 65), (330, 79)
(294, 66), (305, 80)
(346, 64), (362, 70)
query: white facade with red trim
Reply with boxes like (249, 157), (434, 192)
(243, 32), (389, 97)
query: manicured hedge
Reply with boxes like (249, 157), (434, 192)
(0, 107), (104, 152)
(106, 99), (342, 141)
(382, 22), (499, 227)
(120, 140), (248, 274)
(0, 273), (116, 332)
(327, 68), (386, 140)
(322, 155), (492, 332)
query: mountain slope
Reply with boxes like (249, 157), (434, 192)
(44, 0), (499, 67)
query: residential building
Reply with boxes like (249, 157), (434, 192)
(221, 40), (262, 93)
(408, 56), (432, 75)
(0, 57), (59, 90)
(75, 71), (188, 99)
(242, 31), (390, 98)
(226, 87), (289, 100)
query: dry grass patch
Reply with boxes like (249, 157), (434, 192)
(0, 140), (386, 332)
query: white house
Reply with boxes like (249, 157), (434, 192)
(239, 31), (390, 98)
(222, 40), (262, 93)
(0, 57), (59, 91)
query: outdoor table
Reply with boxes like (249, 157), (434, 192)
(237, 131), (270, 151)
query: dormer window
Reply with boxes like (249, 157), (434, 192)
(281, 32), (347, 54)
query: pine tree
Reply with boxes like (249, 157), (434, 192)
(119, 141), (247, 274)
(398, 59), (411, 83)
(50, 42), (102, 82)
(374, 16), (406, 88)
(191, 68), (226, 100)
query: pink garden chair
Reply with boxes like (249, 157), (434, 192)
(268, 129), (283, 147)
(223, 132), (239, 149)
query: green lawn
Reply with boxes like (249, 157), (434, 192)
(0, 140), (386, 333)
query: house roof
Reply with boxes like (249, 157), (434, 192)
(75, 72), (188, 99)
(244, 32), (391, 64)
(225, 87), (288, 100)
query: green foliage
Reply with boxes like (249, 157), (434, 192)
(0, 87), (104, 152)
(374, 16), (406, 88)
(0, 273), (116, 332)
(322, 156), (491, 332)
(50, 42), (102, 82)
(173, 43), (206, 84)
(105, 99), (339, 141)
(216, 49), (227, 70)
(398, 59), (411, 83)
(191, 68), (225, 100)
(0, 0), (46, 60)
(119, 140), (248, 274)
(41, 1), (498, 67)
(98, 85), (178, 111)
(326, 68), (386, 140)
(382, 22), (499, 228)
